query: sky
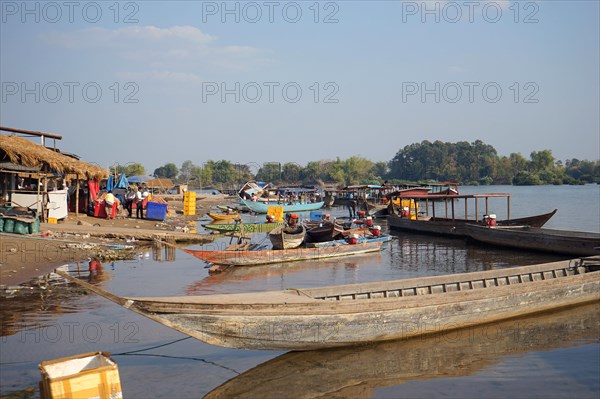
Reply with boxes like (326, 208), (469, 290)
(1, 0), (599, 173)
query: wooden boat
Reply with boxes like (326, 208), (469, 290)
(203, 221), (285, 233)
(204, 302), (599, 398)
(56, 257), (600, 351)
(207, 212), (240, 221)
(304, 220), (344, 243)
(269, 224), (306, 250)
(182, 240), (384, 266)
(465, 224), (600, 256)
(387, 209), (557, 237)
(304, 234), (392, 248)
(241, 199), (324, 214)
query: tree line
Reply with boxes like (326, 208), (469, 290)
(111, 140), (600, 188)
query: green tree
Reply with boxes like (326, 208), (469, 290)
(281, 162), (303, 183)
(179, 160), (194, 183)
(154, 163), (178, 179)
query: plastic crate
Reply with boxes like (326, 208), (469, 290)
(145, 201), (167, 221)
(39, 352), (122, 399)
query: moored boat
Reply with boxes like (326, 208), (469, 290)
(182, 240), (384, 266)
(207, 212), (240, 221)
(387, 191), (557, 237)
(465, 224), (600, 256)
(56, 256), (600, 351)
(304, 220), (344, 243)
(203, 221), (285, 233)
(387, 209), (557, 237)
(269, 224), (306, 250)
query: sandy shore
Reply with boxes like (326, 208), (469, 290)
(0, 193), (236, 287)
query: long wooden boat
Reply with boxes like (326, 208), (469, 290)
(304, 220), (344, 243)
(465, 224), (600, 256)
(204, 302), (600, 398)
(203, 221), (285, 233)
(56, 257), (600, 351)
(387, 209), (557, 237)
(269, 224), (306, 250)
(207, 212), (240, 221)
(241, 199), (324, 214)
(182, 240), (384, 266)
(304, 234), (392, 248)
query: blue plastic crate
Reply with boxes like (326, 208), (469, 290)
(145, 202), (167, 221)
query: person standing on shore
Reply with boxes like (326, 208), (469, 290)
(124, 187), (136, 217)
(104, 191), (115, 219)
(136, 187), (144, 219)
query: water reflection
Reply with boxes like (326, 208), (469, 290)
(0, 270), (93, 337)
(185, 255), (379, 295)
(204, 303), (600, 399)
(388, 231), (566, 275)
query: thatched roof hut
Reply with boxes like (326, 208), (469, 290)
(0, 135), (108, 179)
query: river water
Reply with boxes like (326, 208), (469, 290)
(1, 185), (599, 398)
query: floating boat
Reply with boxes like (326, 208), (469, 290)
(387, 191), (556, 237)
(56, 257), (600, 351)
(269, 224), (306, 250)
(203, 221), (285, 233)
(207, 212), (240, 221)
(304, 234), (392, 248)
(241, 199), (324, 214)
(304, 220), (344, 243)
(465, 224), (600, 256)
(182, 239), (384, 266)
(387, 209), (557, 237)
(204, 302), (600, 398)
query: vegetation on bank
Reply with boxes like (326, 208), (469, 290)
(110, 140), (599, 188)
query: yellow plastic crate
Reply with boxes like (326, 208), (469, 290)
(47, 217), (58, 224)
(39, 352), (122, 399)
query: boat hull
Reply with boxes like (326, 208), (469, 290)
(387, 209), (557, 237)
(203, 221), (284, 233)
(133, 258), (600, 350)
(207, 213), (240, 221)
(269, 225), (306, 250)
(182, 241), (383, 266)
(465, 225), (600, 256)
(57, 258), (600, 351)
(241, 199), (324, 214)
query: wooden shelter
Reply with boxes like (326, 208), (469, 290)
(0, 130), (109, 219)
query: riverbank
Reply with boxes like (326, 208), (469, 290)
(0, 194), (234, 287)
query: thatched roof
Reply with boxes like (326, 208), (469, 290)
(0, 135), (109, 179)
(145, 178), (174, 189)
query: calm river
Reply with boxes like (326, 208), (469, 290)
(1, 184), (599, 398)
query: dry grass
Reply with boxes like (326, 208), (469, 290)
(0, 135), (108, 179)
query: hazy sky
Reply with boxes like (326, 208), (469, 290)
(1, 1), (599, 172)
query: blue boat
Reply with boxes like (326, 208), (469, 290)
(241, 199), (324, 214)
(305, 234), (392, 248)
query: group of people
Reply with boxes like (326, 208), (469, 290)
(123, 185), (149, 219)
(99, 185), (148, 220)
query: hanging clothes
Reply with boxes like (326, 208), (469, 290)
(106, 175), (115, 192)
(115, 174), (128, 189)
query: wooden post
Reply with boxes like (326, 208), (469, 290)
(451, 198), (455, 221)
(425, 199), (429, 216)
(464, 197), (468, 221)
(485, 196), (489, 216)
(43, 177), (48, 221)
(432, 200), (436, 219)
(507, 196), (511, 222)
(75, 175), (80, 218)
(475, 198), (479, 222)
(37, 175), (42, 221)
